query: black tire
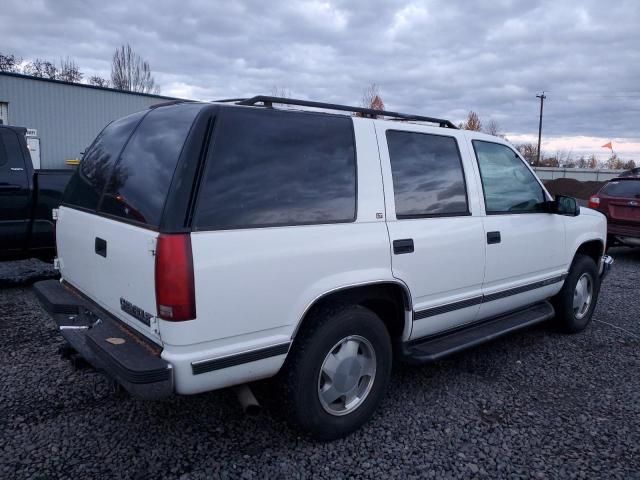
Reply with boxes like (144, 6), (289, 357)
(552, 254), (600, 333)
(280, 303), (392, 440)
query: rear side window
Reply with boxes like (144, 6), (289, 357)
(386, 130), (468, 217)
(193, 108), (356, 230)
(99, 104), (201, 226)
(63, 111), (145, 210)
(602, 180), (640, 198)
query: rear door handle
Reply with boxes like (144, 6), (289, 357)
(95, 237), (107, 257)
(487, 231), (501, 244)
(393, 238), (414, 254)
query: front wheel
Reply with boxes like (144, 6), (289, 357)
(552, 254), (600, 333)
(280, 304), (392, 440)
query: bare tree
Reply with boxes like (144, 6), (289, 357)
(111, 44), (159, 94)
(88, 75), (110, 87)
(23, 58), (59, 79)
(515, 143), (539, 164)
(586, 154), (599, 169)
(459, 111), (483, 131)
(270, 86), (292, 98)
(0, 53), (22, 72)
(58, 57), (83, 83)
(361, 83), (385, 111)
(485, 119), (502, 137)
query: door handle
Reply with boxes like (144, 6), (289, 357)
(0, 184), (21, 192)
(487, 231), (501, 244)
(393, 238), (414, 254)
(95, 237), (107, 257)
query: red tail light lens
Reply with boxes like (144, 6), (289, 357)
(588, 196), (600, 209)
(155, 234), (196, 321)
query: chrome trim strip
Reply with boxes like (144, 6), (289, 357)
(413, 274), (567, 321)
(191, 342), (291, 375)
(414, 296), (483, 320)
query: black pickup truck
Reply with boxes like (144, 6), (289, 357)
(0, 125), (72, 260)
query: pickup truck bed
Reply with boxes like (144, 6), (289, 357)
(0, 125), (73, 259)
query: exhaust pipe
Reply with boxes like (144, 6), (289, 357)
(233, 384), (261, 416)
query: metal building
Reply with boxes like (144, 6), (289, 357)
(0, 72), (180, 169)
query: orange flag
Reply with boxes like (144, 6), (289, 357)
(601, 142), (613, 150)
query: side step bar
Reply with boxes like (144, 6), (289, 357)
(402, 301), (555, 364)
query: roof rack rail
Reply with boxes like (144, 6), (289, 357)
(235, 95), (457, 129)
(213, 98), (248, 103)
(149, 99), (193, 109)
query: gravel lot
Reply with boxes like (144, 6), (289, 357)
(1, 249), (639, 479)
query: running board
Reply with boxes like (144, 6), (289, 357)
(402, 301), (555, 364)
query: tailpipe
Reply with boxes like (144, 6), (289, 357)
(233, 384), (261, 416)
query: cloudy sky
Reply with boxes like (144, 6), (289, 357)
(2, 0), (639, 159)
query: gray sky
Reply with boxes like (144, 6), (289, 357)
(2, 0), (640, 158)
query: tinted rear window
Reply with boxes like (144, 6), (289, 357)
(387, 130), (468, 217)
(63, 111), (145, 210)
(602, 180), (640, 198)
(193, 108), (356, 230)
(99, 104), (201, 226)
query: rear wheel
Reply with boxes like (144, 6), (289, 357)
(552, 254), (600, 333)
(280, 304), (392, 440)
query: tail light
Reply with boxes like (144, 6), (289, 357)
(155, 234), (196, 321)
(588, 196), (600, 209)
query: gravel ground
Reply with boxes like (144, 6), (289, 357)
(1, 249), (639, 479)
(0, 258), (58, 288)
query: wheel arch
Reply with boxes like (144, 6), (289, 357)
(291, 281), (413, 344)
(572, 238), (604, 266)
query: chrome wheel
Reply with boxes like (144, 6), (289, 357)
(573, 273), (593, 320)
(318, 335), (377, 416)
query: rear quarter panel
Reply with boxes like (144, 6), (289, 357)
(161, 118), (395, 393)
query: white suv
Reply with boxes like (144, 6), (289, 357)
(35, 96), (613, 440)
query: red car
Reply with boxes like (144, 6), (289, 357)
(589, 177), (640, 247)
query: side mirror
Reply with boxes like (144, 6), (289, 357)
(552, 195), (580, 216)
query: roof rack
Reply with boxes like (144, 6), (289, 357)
(212, 98), (248, 103)
(233, 96), (457, 129)
(149, 99), (193, 109)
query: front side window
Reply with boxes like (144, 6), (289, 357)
(386, 130), (468, 218)
(473, 140), (546, 214)
(193, 108), (356, 230)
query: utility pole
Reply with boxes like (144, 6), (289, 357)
(536, 92), (546, 166)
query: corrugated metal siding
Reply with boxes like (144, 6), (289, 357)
(0, 74), (176, 168)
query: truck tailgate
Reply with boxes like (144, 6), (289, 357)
(56, 206), (160, 343)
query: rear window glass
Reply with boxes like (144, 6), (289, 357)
(602, 180), (640, 198)
(63, 111), (146, 210)
(99, 104), (201, 226)
(193, 108), (356, 230)
(387, 130), (468, 217)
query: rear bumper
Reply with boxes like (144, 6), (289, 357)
(600, 255), (614, 280)
(33, 279), (173, 400)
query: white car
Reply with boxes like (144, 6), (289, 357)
(35, 96), (613, 440)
